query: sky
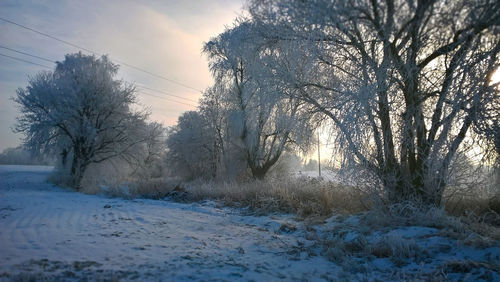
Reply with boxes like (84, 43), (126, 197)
(0, 0), (245, 152)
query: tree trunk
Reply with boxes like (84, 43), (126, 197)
(249, 155), (279, 179)
(69, 151), (88, 190)
(383, 164), (444, 207)
(251, 166), (269, 179)
(61, 148), (68, 167)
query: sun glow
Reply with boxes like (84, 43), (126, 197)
(491, 67), (500, 86)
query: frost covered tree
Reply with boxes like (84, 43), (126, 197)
(249, 0), (500, 205)
(204, 21), (314, 178)
(475, 76), (500, 165)
(165, 111), (219, 179)
(14, 53), (149, 188)
(128, 122), (167, 179)
(197, 85), (244, 179)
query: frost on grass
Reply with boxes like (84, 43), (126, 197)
(313, 213), (500, 280)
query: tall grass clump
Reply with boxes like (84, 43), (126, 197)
(182, 176), (369, 217)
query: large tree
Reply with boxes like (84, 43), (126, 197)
(203, 22), (314, 178)
(14, 53), (149, 188)
(249, 0), (500, 205)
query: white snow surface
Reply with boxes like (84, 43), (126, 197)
(1, 165), (499, 281)
(0, 165), (338, 280)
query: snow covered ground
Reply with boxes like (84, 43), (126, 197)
(0, 165), (339, 280)
(1, 165), (499, 281)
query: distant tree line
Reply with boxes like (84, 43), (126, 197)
(0, 147), (53, 165)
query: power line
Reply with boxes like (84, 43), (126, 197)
(1, 45), (200, 104)
(0, 52), (53, 69)
(138, 91), (197, 107)
(116, 61), (203, 93)
(0, 17), (97, 54)
(0, 44), (56, 63)
(136, 84), (199, 103)
(1, 51), (197, 108)
(140, 91), (197, 107)
(0, 16), (204, 93)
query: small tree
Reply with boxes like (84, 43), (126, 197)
(165, 111), (219, 180)
(14, 53), (148, 189)
(128, 122), (167, 179)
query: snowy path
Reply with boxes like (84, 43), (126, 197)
(0, 165), (337, 280)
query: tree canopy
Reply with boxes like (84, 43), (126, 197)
(14, 53), (150, 188)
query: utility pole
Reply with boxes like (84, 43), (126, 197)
(318, 131), (321, 177)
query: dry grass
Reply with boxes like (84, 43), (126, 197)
(442, 193), (500, 242)
(361, 200), (500, 244)
(320, 237), (350, 264)
(78, 176), (179, 200)
(441, 260), (500, 275)
(66, 161), (500, 235)
(444, 194), (500, 224)
(74, 161), (179, 199)
(319, 232), (429, 269)
(362, 200), (464, 232)
(75, 167), (370, 217)
(181, 177), (369, 217)
(369, 234), (428, 266)
(96, 178), (180, 199)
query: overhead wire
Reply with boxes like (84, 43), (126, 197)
(0, 52), (53, 69)
(138, 91), (197, 107)
(0, 45), (199, 104)
(115, 61), (202, 93)
(0, 44), (56, 63)
(0, 16), (203, 93)
(136, 84), (199, 103)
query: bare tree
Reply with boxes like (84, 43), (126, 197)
(249, 0), (500, 205)
(14, 53), (149, 188)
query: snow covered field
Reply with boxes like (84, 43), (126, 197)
(0, 165), (338, 280)
(1, 165), (499, 281)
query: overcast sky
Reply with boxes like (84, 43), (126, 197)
(0, 0), (245, 151)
